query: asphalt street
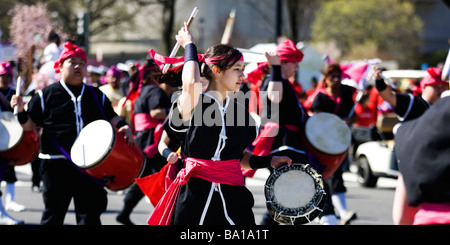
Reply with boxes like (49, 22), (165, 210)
(2, 164), (397, 226)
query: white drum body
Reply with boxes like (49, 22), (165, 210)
(265, 163), (324, 225)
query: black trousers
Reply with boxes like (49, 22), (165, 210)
(172, 177), (256, 225)
(39, 158), (107, 225)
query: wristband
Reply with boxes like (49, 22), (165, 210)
(162, 148), (172, 159)
(249, 155), (273, 169)
(184, 43), (198, 63)
(115, 120), (128, 129)
(269, 65), (282, 82)
(17, 110), (29, 124)
(375, 78), (387, 92)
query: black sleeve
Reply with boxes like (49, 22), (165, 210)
(26, 92), (44, 126)
(394, 93), (429, 121)
(167, 101), (189, 143)
(86, 85), (118, 120)
(97, 87), (118, 120)
(310, 92), (336, 113)
(148, 88), (171, 111)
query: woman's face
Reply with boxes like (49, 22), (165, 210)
(325, 71), (342, 88)
(218, 60), (245, 92)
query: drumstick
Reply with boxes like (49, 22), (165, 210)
(13, 76), (22, 115)
(162, 7), (199, 74)
(236, 48), (266, 56)
(365, 60), (397, 90)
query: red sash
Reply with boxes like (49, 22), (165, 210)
(134, 113), (164, 158)
(135, 163), (171, 207)
(243, 122), (300, 178)
(413, 202), (450, 225)
(147, 157), (244, 225)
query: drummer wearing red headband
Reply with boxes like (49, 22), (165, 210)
(145, 23), (292, 225)
(374, 66), (448, 121)
(254, 39), (314, 225)
(10, 41), (134, 225)
(374, 67), (449, 225)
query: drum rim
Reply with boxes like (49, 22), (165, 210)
(304, 112), (351, 155)
(0, 111), (24, 152)
(264, 163), (324, 219)
(70, 120), (116, 168)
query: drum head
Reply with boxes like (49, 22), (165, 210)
(265, 163), (324, 225)
(0, 112), (24, 152)
(70, 120), (115, 168)
(305, 112), (351, 155)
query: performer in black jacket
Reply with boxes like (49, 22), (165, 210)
(10, 42), (134, 225)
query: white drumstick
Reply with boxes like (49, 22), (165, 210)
(162, 7), (199, 74)
(13, 76), (22, 115)
(236, 48), (266, 56)
(365, 60), (397, 89)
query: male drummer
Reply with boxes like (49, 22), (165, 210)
(10, 41), (134, 225)
(257, 39), (310, 225)
(373, 66), (448, 121)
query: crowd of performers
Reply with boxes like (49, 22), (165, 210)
(1, 22), (450, 225)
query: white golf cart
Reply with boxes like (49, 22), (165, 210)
(352, 114), (400, 187)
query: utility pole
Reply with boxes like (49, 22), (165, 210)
(275, 0), (282, 44)
(84, 0), (91, 57)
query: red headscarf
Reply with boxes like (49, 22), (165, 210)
(54, 42), (87, 73)
(276, 39), (304, 63)
(420, 67), (448, 89)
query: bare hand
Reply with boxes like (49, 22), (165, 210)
(265, 51), (280, 66)
(167, 152), (180, 164)
(270, 156), (292, 169)
(10, 95), (24, 113)
(372, 65), (383, 80)
(176, 22), (195, 48)
(118, 125), (135, 146)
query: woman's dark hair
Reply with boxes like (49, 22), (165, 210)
(322, 63), (342, 76)
(150, 44), (242, 87)
(201, 44), (243, 82)
(150, 62), (183, 87)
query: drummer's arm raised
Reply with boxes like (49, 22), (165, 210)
(373, 67), (397, 108)
(10, 94), (36, 131)
(177, 24), (201, 121)
(265, 51), (283, 104)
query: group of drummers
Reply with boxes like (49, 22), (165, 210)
(1, 18), (450, 226)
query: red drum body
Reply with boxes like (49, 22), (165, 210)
(301, 113), (351, 180)
(0, 111), (40, 165)
(70, 120), (144, 191)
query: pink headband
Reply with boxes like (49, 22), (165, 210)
(148, 49), (244, 72)
(204, 55), (244, 64)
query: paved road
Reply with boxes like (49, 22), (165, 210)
(2, 164), (397, 226)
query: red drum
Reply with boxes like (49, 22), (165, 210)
(301, 112), (351, 180)
(70, 120), (145, 191)
(0, 111), (40, 165)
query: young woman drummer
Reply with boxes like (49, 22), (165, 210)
(147, 23), (292, 225)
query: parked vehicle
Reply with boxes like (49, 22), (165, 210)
(351, 70), (427, 187)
